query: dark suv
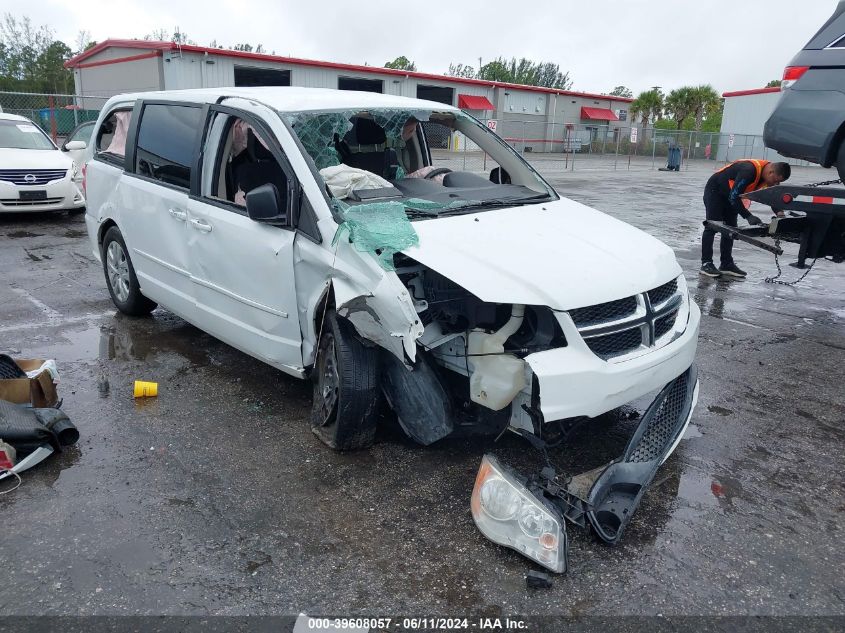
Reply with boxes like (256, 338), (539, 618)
(764, 1), (845, 179)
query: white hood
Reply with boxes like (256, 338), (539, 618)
(0, 148), (74, 170)
(403, 198), (681, 311)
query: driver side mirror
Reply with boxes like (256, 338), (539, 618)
(63, 140), (87, 152)
(245, 183), (288, 226)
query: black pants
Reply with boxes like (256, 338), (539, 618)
(701, 185), (738, 266)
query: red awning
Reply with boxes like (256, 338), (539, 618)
(580, 107), (619, 121)
(458, 94), (495, 110)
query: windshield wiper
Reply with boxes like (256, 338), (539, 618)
(404, 207), (441, 219)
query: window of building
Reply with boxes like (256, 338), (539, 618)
(338, 77), (383, 93)
(135, 103), (203, 189)
(234, 66), (291, 87)
(417, 85), (454, 106)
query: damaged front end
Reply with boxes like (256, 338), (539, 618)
(471, 365), (699, 573)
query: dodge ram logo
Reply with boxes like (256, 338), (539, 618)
(24, 174), (36, 183)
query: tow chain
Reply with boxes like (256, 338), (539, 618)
(804, 178), (842, 188)
(762, 178), (838, 284)
(764, 239), (817, 285)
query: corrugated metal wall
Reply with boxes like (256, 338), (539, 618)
(717, 92), (802, 163)
(720, 92), (781, 135)
(75, 55), (163, 99)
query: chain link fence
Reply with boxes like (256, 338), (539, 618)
(0, 91), (822, 175)
(434, 118), (819, 178)
(0, 91), (109, 142)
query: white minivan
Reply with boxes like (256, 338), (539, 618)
(85, 87), (700, 572)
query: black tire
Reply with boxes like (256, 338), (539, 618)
(836, 141), (845, 183)
(101, 226), (157, 316)
(310, 310), (379, 450)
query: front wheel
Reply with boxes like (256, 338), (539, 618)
(310, 310), (380, 450)
(101, 226), (157, 316)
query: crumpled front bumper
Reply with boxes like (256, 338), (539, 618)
(472, 364), (699, 573)
(524, 302), (700, 423)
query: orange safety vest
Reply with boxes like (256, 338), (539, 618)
(715, 159), (770, 195)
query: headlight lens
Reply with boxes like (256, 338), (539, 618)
(471, 454), (566, 573)
(479, 478), (521, 520)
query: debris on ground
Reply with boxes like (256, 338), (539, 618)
(133, 380), (158, 398)
(0, 356), (78, 488)
(0, 354), (59, 407)
(525, 570), (554, 589)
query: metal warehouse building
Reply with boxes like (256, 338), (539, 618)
(65, 39), (633, 151)
(718, 86), (810, 164)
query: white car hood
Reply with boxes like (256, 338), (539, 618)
(403, 197), (681, 311)
(0, 148), (73, 170)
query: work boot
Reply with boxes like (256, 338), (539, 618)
(700, 262), (721, 278)
(719, 262), (747, 278)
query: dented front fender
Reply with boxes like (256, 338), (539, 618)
(334, 274), (424, 364)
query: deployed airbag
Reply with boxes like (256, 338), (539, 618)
(319, 164), (392, 200)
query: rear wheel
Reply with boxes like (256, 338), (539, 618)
(310, 310), (379, 450)
(836, 141), (845, 182)
(101, 226), (157, 316)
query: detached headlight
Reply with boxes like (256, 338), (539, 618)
(471, 454), (567, 573)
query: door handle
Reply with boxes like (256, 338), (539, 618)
(189, 218), (213, 233)
(168, 208), (187, 221)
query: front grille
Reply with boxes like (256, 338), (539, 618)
(570, 277), (685, 361)
(627, 371), (690, 463)
(654, 309), (679, 339)
(569, 296), (637, 327)
(648, 279), (678, 307)
(0, 197), (63, 207)
(0, 169), (67, 185)
(584, 327), (643, 359)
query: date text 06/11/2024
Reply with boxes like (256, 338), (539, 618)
(305, 617), (529, 630)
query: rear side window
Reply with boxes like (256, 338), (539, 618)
(96, 109), (132, 163)
(135, 104), (202, 189)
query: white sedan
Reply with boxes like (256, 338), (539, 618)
(0, 112), (85, 213)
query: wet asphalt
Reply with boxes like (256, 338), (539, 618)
(0, 161), (843, 618)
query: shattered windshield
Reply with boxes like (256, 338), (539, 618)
(283, 107), (556, 218)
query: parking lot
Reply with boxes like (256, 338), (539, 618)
(1, 161), (844, 618)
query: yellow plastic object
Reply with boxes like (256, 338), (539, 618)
(133, 380), (158, 398)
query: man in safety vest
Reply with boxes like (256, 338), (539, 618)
(700, 159), (791, 278)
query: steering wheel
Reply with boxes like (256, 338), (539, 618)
(424, 167), (452, 180)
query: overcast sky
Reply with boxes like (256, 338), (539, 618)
(22, 0), (837, 95)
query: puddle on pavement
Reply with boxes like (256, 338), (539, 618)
(23, 316), (213, 366)
(683, 423), (703, 438)
(676, 468), (744, 514)
(7, 230), (43, 238)
(707, 405), (733, 416)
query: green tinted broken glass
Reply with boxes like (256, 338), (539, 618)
(370, 109), (430, 143)
(285, 111), (355, 169)
(332, 200), (419, 270)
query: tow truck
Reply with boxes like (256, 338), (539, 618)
(705, 180), (845, 280)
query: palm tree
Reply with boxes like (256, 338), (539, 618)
(691, 85), (721, 132)
(630, 89), (663, 140)
(664, 87), (697, 130)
